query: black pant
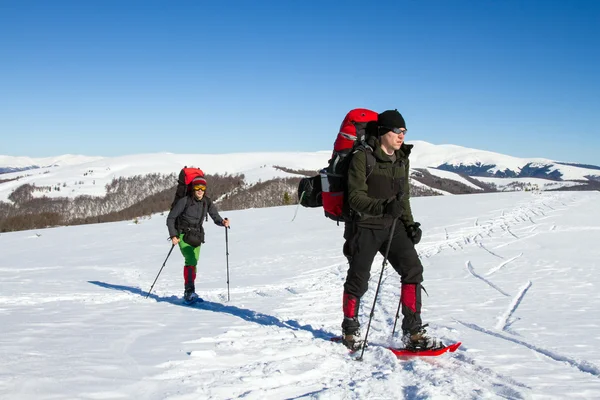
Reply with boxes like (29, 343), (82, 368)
(343, 222), (424, 333)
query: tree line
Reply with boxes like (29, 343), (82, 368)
(0, 167), (512, 233)
(0, 172), (302, 232)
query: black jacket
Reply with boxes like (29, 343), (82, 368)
(347, 136), (415, 229)
(166, 195), (224, 238)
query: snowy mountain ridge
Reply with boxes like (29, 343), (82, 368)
(0, 154), (104, 170)
(407, 141), (599, 180)
(2, 141), (598, 180)
(0, 141), (598, 203)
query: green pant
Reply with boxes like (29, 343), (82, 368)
(179, 233), (201, 266)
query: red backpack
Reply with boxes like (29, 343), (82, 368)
(298, 108), (377, 222)
(170, 167), (205, 209)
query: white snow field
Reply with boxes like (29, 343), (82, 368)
(1, 191), (599, 399)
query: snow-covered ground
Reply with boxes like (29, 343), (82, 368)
(1, 191), (599, 399)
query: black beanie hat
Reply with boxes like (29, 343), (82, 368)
(377, 109), (406, 135)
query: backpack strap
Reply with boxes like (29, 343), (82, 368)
(364, 146), (375, 179)
(354, 144), (375, 179)
(344, 145), (375, 224)
(202, 198), (208, 222)
(185, 195), (194, 211)
(175, 196), (195, 233)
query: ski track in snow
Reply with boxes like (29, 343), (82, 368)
(417, 197), (560, 261)
(485, 253), (523, 276)
(466, 261), (510, 297)
(502, 224), (519, 239)
(475, 240), (504, 259)
(492, 233), (539, 249)
(456, 320), (600, 379)
(495, 280), (532, 331)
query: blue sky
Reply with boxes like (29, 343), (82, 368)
(1, 0), (599, 165)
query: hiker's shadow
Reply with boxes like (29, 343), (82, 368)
(89, 281), (333, 340)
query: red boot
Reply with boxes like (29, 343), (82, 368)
(183, 265), (197, 301)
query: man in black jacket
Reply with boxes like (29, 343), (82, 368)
(341, 109), (441, 351)
(167, 176), (230, 302)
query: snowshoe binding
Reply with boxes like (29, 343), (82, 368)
(402, 324), (444, 351)
(183, 289), (200, 305)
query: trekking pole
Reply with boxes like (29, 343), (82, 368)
(357, 218), (398, 361)
(291, 191), (305, 222)
(146, 244), (175, 298)
(225, 220), (230, 301)
(391, 293), (402, 338)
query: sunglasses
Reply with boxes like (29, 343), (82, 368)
(381, 126), (407, 135)
(193, 185), (206, 191)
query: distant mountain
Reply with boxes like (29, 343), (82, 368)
(436, 162), (569, 180)
(407, 141), (600, 181)
(0, 154), (104, 173)
(0, 166), (40, 174)
(0, 142), (598, 204)
(555, 162), (600, 171)
(2, 143), (599, 232)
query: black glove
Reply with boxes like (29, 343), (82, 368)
(384, 197), (404, 219)
(406, 222), (422, 245)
